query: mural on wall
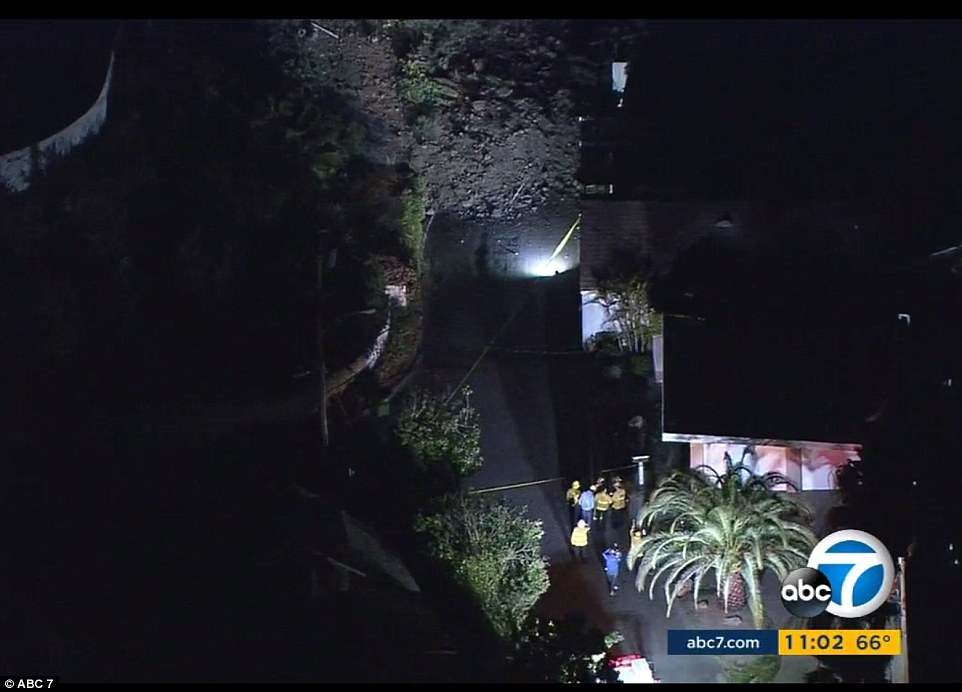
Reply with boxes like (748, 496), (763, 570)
(690, 442), (859, 491)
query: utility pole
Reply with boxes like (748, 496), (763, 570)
(316, 250), (329, 448)
(632, 455), (650, 493)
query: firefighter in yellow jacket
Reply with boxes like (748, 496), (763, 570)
(610, 480), (630, 530)
(594, 481), (613, 529)
(570, 519), (590, 561)
(565, 480), (581, 528)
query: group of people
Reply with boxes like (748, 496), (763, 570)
(565, 474), (630, 531)
(566, 474), (635, 596)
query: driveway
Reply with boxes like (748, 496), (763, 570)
(418, 203), (832, 681)
(419, 201), (646, 655)
(418, 203), (584, 563)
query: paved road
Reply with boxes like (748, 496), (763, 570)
(419, 203), (650, 653)
(418, 207), (834, 681)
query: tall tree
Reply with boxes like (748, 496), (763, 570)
(592, 276), (662, 353)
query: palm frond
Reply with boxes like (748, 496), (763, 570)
(629, 463), (817, 626)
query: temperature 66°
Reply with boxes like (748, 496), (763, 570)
(856, 634), (888, 651)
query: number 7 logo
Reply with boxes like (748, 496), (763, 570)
(808, 530), (895, 619)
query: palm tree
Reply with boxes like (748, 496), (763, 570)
(627, 463), (816, 627)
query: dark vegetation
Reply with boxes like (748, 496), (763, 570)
(802, 607), (894, 684)
(0, 21), (430, 681)
(1, 20), (623, 683)
(352, 384), (622, 682)
(828, 381), (962, 683)
(585, 328), (671, 485)
(577, 255), (679, 485)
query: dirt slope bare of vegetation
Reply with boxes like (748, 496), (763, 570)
(267, 19), (643, 221)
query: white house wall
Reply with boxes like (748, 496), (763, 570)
(581, 290), (615, 346)
(652, 334), (664, 383)
(689, 441), (860, 491)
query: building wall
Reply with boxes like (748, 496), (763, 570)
(580, 290), (612, 346)
(690, 441), (859, 491)
(0, 52), (114, 193)
(652, 334), (663, 383)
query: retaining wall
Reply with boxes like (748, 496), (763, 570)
(0, 52), (114, 193)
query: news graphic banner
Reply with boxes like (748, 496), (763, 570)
(667, 629), (901, 656)
(666, 531), (901, 658)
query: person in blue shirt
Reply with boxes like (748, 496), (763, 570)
(602, 544), (624, 596)
(579, 484), (596, 527)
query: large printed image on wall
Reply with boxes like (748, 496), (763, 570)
(690, 442), (859, 491)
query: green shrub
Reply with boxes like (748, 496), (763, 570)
(509, 615), (623, 683)
(397, 58), (460, 115)
(416, 495), (550, 638)
(627, 354), (653, 379)
(399, 174), (427, 269)
(363, 256), (389, 314)
(396, 387), (482, 477)
(250, 91), (364, 185)
(588, 331), (623, 357)
(411, 112), (443, 143)
(721, 655), (781, 684)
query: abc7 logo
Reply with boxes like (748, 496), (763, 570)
(780, 567), (834, 617)
(781, 529), (895, 619)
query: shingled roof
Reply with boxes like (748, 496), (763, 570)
(579, 200), (650, 291)
(578, 199), (759, 290)
(661, 313), (892, 445)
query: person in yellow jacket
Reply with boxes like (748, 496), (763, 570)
(594, 482), (613, 528)
(570, 519), (590, 561)
(565, 480), (581, 528)
(629, 523), (646, 553)
(610, 480), (630, 531)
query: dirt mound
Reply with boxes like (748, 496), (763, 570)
(266, 19), (640, 221)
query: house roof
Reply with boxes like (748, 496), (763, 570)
(580, 198), (908, 304)
(620, 21), (962, 204)
(579, 199), (775, 291)
(662, 313), (894, 445)
(579, 200), (649, 291)
(654, 203), (962, 445)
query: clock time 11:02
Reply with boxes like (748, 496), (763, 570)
(785, 633), (843, 651)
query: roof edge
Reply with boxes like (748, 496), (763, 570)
(662, 432), (861, 452)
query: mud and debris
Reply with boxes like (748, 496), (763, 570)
(265, 19), (643, 223)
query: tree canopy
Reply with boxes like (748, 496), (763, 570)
(592, 276), (662, 354)
(396, 387), (483, 477)
(415, 494), (550, 638)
